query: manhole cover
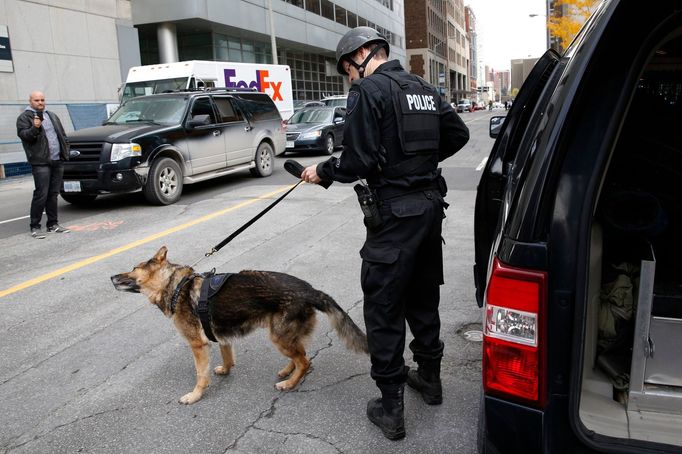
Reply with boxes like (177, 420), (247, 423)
(462, 330), (483, 342)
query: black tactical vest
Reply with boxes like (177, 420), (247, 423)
(377, 71), (441, 156)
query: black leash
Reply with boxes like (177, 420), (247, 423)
(204, 180), (302, 259)
(192, 159), (324, 268)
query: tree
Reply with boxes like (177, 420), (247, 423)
(547, 0), (598, 51)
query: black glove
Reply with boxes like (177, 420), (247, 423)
(284, 159), (331, 189)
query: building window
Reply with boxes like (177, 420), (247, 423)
(334, 4), (346, 26)
(321, 0), (334, 20)
(281, 51), (344, 102)
(305, 0), (321, 14)
(347, 11), (358, 28)
(284, 0), (304, 6)
(214, 33), (272, 64)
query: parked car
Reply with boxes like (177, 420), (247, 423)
(321, 95), (348, 108)
(284, 106), (345, 155)
(475, 1), (682, 453)
(61, 89), (285, 205)
(456, 100), (473, 113)
(293, 100), (325, 114)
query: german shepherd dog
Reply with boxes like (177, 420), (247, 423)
(111, 246), (368, 404)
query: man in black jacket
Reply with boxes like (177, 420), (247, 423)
(301, 27), (469, 439)
(17, 91), (71, 238)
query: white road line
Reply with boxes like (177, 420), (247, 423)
(476, 157), (488, 171)
(0, 214), (30, 225)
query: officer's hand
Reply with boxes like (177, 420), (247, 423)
(301, 165), (321, 184)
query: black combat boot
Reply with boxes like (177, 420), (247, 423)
(406, 359), (442, 405)
(366, 383), (406, 440)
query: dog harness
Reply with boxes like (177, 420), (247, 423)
(197, 272), (233, 342)
(169, 271), (233, 343)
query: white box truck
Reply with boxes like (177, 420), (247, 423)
(120, 60), (294, 119)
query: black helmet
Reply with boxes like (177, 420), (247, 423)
(335, 26), (390, 76)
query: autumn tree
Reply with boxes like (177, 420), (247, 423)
(547, 0), (598, 51)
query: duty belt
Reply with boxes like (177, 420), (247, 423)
(374, 182), (439, 201)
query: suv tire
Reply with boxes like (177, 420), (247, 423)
(144, 157), (183, 205)
(324, 134), (335, 155)
(61, 193), (97, 205)
(250, 142), (274, 177)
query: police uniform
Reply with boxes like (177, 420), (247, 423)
(316, 60), (470, 385)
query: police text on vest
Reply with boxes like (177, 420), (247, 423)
(405, 94), (436, 111)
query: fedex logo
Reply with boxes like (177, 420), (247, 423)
(224, 69), (284, 101)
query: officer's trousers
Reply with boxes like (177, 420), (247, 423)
(359, 189), (446, 385)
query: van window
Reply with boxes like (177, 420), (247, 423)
(121, 78), (189, 102)
(213, 96), (243, 123)
(237, 94), (281, 121)
(189, 97), (217, 124)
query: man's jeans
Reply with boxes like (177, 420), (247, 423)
(30, 160), (64, 230)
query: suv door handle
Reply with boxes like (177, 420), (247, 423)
(213, 130), (221, 137)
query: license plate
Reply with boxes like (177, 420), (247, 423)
(63, 181), (81, 192)
(286, 140), (295, 148)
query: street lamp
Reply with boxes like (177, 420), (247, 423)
(529, 13), (550, 50)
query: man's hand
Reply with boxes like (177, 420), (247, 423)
(301, 164), (321, 184)
(33, 116), (42, 129)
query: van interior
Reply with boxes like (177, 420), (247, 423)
(580, 32), (682, 446)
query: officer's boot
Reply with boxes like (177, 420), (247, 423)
(366, 383), (406, 440)
(406, 358), (442, 405)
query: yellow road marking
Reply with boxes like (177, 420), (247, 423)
(0, 185), (295, 299)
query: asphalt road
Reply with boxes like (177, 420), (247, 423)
(0, 110), (499, 454)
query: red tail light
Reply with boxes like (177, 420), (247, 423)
(281, 120), (288, 132)
(483, 258), (547, 407)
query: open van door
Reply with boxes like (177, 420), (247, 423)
(473, 49), (561, 307)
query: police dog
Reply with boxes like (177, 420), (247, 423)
(111, 246), (368, 404)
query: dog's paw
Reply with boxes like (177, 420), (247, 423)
(275, 380), (295, 391)
(214, 365), (231, 375)
(277, 364), (294, 378)
(179, 391), (202, 404)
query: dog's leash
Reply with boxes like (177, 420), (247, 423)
(191, 160), (327, 268)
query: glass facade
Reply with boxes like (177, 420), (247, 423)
(285, 51), (344, 101)
(283, 0), (403, 48)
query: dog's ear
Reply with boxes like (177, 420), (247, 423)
(153, 246), (168, 263)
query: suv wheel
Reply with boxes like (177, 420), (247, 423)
(144, 157), (183, 205)
(60, 193), (97, 205)
(250, 142), (274, 177)
(324, 134), (335, 155)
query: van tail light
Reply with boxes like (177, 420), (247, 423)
(281, 120), (288, 132)
(483, 257), (547, 407)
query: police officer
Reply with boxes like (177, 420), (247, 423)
(301, 27), (469, 440)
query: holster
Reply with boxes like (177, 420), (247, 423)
(354, 183), (383, 231)
(435, 171), (447, 197)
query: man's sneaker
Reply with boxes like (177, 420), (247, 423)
(31, 228), (46, 239)
(47, 224), (70, 233)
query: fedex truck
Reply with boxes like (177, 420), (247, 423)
(120, 60), (294, 119)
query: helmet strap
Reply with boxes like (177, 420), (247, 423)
(350, 43), (387, 79)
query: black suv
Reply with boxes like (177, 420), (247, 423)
(61, 89), (285, 205)
(475, 1), (682, 453)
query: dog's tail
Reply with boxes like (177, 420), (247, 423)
(312, 292), (369, 354)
